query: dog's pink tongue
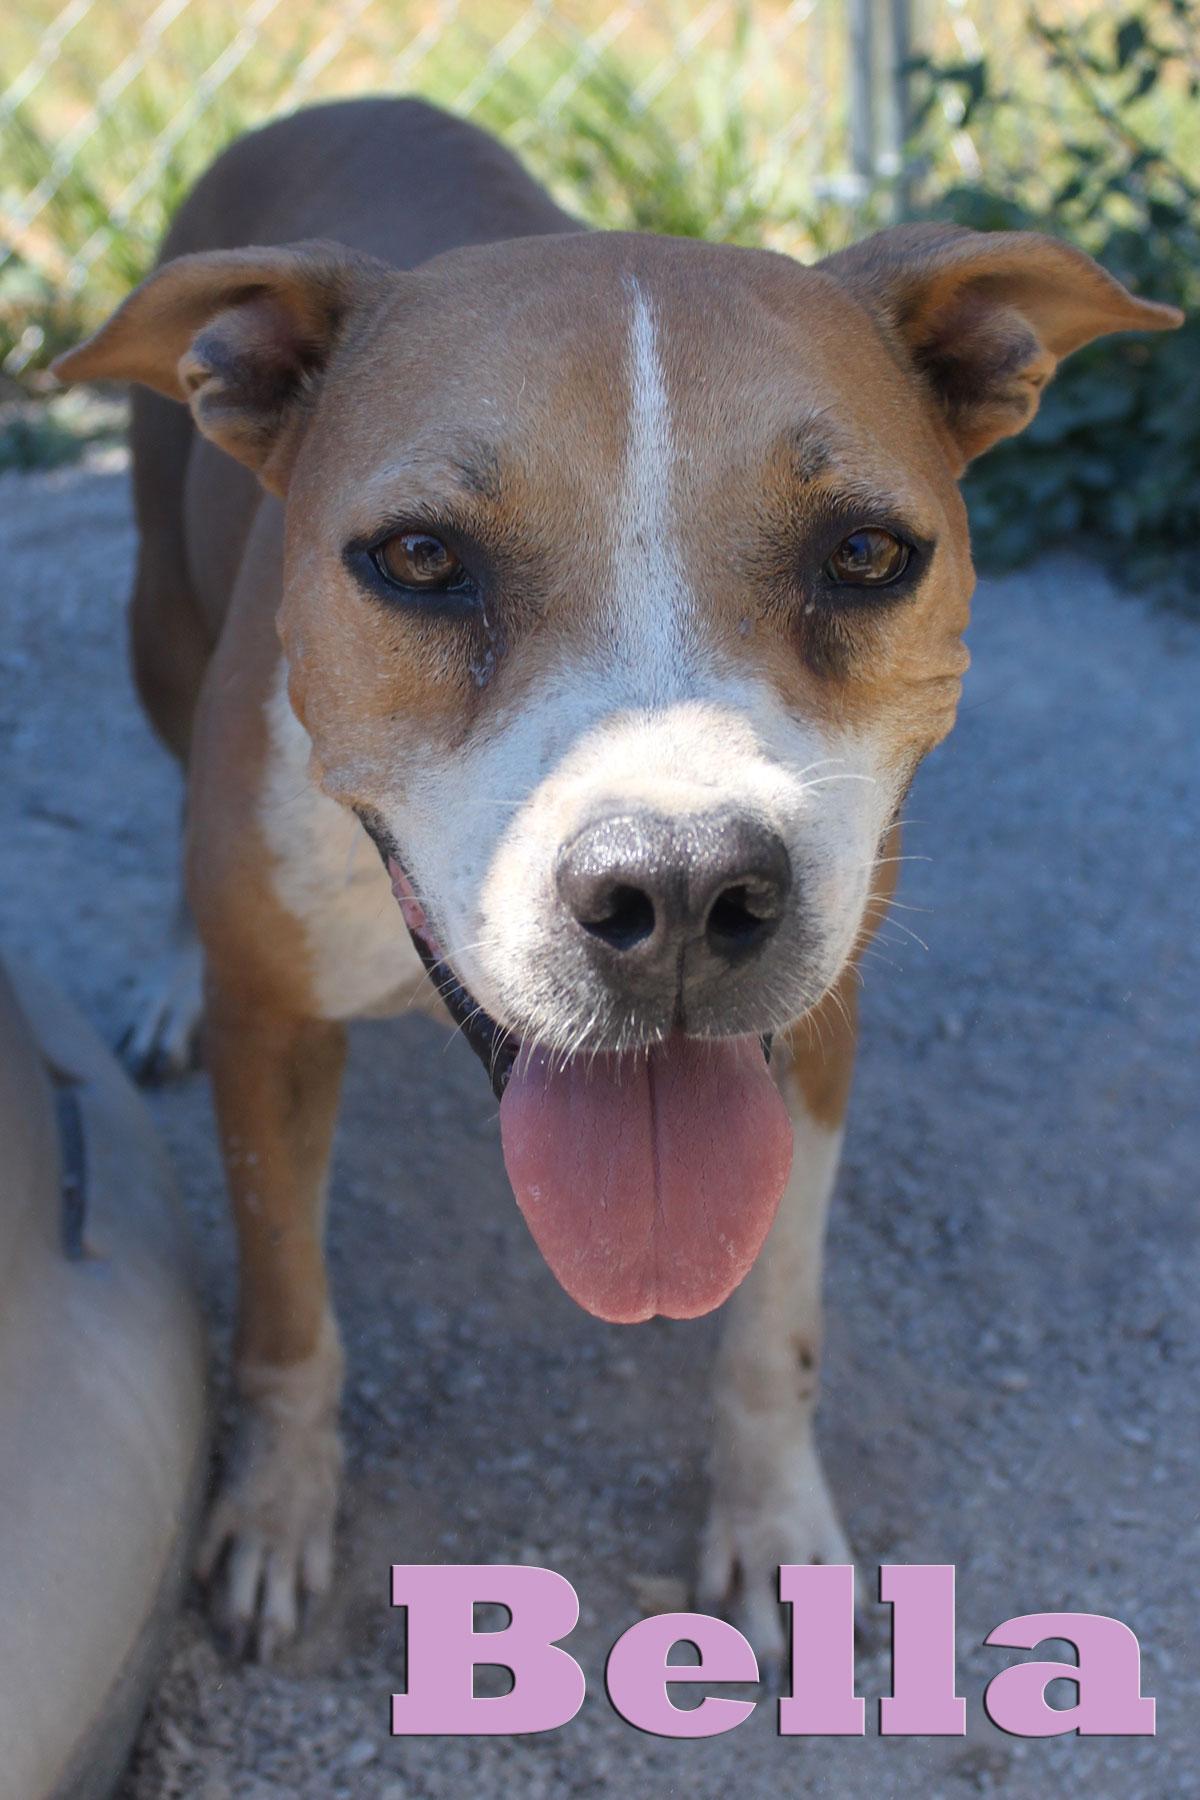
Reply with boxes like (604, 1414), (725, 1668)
(499, 1036), (792, 1324)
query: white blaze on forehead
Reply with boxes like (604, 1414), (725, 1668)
(268, 280), (904, 1051)
(612, 279), (694, 692)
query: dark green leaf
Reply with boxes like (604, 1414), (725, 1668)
(1115, 16), (1146, 66)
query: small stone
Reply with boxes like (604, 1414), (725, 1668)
(995, 1368), (1029, 1392)
(160, 1720), (195, 1759)
(628, 1573), (689, 1614)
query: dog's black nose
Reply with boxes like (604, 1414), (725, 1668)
(555, 809), (791, 971)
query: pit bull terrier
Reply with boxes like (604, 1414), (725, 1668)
(54, 95), (1180, 1664)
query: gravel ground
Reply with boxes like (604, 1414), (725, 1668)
(1, 450), (1197, 1799)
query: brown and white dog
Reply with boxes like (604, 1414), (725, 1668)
(54, 97), (1179, 1663)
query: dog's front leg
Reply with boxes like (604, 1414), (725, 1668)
(697, 973), (857, 1673)
(195, 988), (347, 1660)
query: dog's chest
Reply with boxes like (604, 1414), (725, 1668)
(259, 672), (425, 1020)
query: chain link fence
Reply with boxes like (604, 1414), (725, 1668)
(1, 0), (1092, 377)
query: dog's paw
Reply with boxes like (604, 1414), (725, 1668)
(196, 1411), (343, 1662)
(696, 1445), (855, 1681)
(119, 939), (205, 1083)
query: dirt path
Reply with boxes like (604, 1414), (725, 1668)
(1, 452), (1196, 1799)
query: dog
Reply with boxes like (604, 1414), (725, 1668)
(54, 95), (1180, 1664)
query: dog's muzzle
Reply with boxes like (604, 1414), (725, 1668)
(359, 815), (791, 1331)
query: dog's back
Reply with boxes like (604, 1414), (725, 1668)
(161, 96), (575, 267)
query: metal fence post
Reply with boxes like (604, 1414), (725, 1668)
(848, 0), (876, 190)
(889, 0), (914, 217)
(850, 0), (914, 218)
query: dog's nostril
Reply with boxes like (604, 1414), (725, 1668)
(558, 809), (791, 969)
(705, 883), (777, 952)
(579, 883), (656, 953)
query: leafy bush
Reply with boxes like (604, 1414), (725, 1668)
(911, 2), (1199, 606)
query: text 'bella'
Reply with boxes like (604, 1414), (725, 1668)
(390, 1563), (1155, 1740)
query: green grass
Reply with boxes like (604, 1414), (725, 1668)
(1, 7), (320, 377)
(1, 0), (864, 380)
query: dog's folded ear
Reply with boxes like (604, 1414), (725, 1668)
(52, 241), (391, 495)
(820, 223), (1182, 469)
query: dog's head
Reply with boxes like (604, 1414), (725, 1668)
(57, 222), (1179, 1322)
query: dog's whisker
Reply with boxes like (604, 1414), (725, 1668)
(854, 853), (932, 870)
(798, 772), (877, 791)
(790, 755), (849, 782)
(862, 893), (933, 916)
(870, 917), (930, 953)
(855, 942), (904, 974)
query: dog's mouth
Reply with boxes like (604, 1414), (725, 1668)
(388, 858), (793, 1325)
(387, 858), (519, 1096)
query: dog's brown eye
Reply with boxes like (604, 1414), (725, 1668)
(375, 531), (463, 590)
(824, 528), (910, 587)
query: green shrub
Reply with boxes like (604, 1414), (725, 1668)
(910, 2), (1199, 606)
